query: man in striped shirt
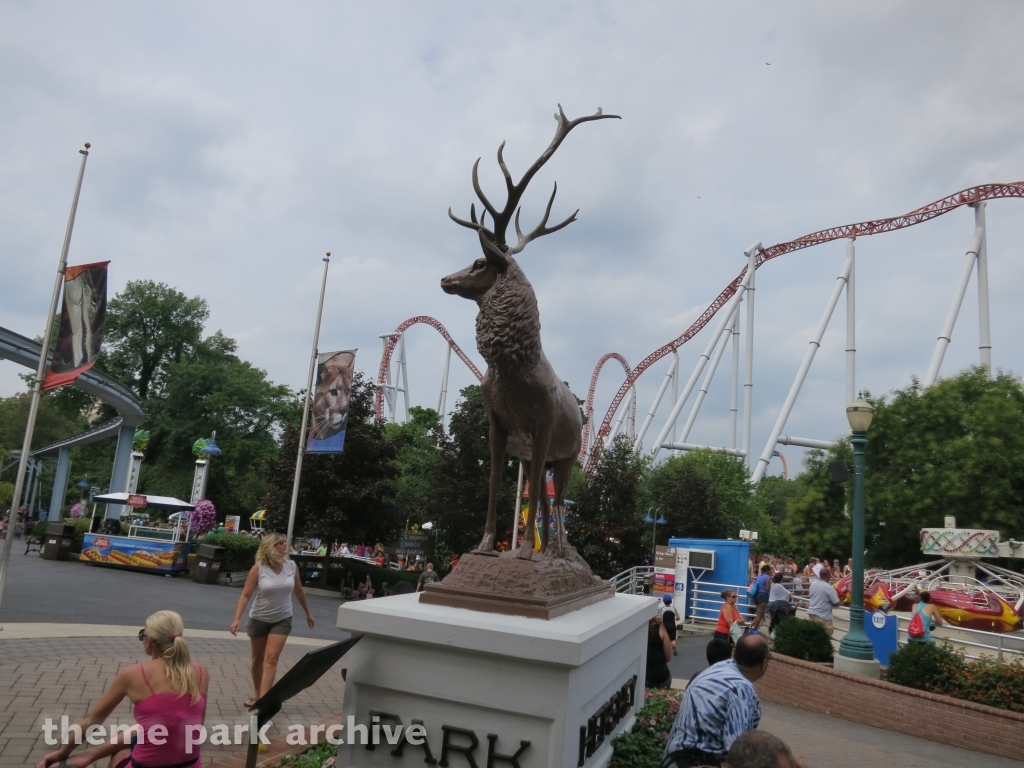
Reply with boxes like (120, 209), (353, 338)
(661, 634), (770, 767)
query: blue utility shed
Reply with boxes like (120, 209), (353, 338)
(668, 538), (751, 621)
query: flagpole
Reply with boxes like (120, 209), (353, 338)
(285, 253), (331, 550)
(0, 142), (91, 629)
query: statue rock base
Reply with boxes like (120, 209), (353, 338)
(419, 546), (613, 619)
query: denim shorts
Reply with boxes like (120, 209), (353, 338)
(247, 616), (293, 638)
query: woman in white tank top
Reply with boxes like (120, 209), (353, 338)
(229, 533), (315, 707)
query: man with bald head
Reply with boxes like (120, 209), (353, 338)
(722, 731), (806, 768)
(661, 634), (771, 767)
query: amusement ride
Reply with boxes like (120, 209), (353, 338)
(374, 181), (1024, 634)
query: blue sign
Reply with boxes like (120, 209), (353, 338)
(864, 610), (899, 666)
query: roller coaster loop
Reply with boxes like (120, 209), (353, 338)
(585, 181), (1024, 472)
(374, 315), (483, 421)
(580, 352), (635, 459)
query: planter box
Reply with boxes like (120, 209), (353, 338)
(756, 653), (1024, 761)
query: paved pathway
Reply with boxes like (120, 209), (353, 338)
(1, 557), (1020, 767)
(0, 633), (344, 767)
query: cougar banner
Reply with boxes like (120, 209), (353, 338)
(43, 261), (109, 390)
(306, 350), (356, 453)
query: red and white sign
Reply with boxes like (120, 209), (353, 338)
(127, 494), (147, 509)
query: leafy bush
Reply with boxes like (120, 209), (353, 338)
(609, 688), (681, 768)
(887, 642), (1024, 714)
(772, 618), (834, 663)
(198, 533), (261, 572)
(69, 502), (85, 518)
(269, 739), (335, 767)
(66, 518), (112, 553)
(886, 641), (965, 692)
(31, 517), (110, 551)
(953, 657), (1024, 713)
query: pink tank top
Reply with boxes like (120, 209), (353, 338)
(132, 664), (206, 766)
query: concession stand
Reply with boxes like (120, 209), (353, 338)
(80, 493), (196, 574)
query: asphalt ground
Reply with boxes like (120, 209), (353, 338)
(0, 551), (347, 640)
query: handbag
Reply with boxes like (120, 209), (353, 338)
(746, 580), (758, 600)
(729, 619), (745, 643)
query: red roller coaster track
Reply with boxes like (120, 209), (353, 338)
(585, 181), (1024, 472)
(374, 316), (483, 421)
(580, 352), (635, 460)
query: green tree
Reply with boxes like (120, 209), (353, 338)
(263, 372), (401, 544)
(756, 475), (802, 524)
(567, 436), (649, 578)
(104, 280), (208, 400)
(779, 368), (1024, 568)
(386, 406), (443, 529)
(141, 331), (292, 513)
(865, 368), (1024, 567)
(779, 444), (852, 565)
(0, 392), (84, 452)
(423, 386), (518, 558)
(646, 449), (765, 542)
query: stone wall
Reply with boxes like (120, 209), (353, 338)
(754, 654), (1024, 761)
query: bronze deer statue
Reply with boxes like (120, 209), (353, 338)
(441, 105), (619, 559)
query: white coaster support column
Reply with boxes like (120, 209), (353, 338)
(924, 223), (984, 387)
(677, 302), (739, 445)
(974, 202), (992, 377)
(437, 342), (452, 421)
(398, 332), (411, 422)
(729, 310), (741, 450)
(633, 351), (678, 451)
(845, 238), (856, 404)
(741, 242), (759, 468)
(651, 247), (757, 459)
(752, 247), (854, 483)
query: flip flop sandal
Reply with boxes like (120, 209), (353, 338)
(244, 696), (258, 708)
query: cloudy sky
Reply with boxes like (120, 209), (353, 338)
(2, 2), (1023, 477)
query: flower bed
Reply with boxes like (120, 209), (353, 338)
(609, 688), (681, 768)
(268, 741), (336, 768)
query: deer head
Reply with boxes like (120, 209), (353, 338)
(442, 105), (620, 292)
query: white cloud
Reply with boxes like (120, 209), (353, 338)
(2, 1), (1024, 473)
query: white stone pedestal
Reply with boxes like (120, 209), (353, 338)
(335, 592), (657, 768)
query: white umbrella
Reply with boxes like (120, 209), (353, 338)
(91, 493), (195, 511)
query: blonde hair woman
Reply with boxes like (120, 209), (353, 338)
(230, 532), (315, 707)
(37, 611), (209, 768)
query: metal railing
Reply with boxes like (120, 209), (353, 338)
(609, 565), (654, 594)
(788, 601), (1024, 662)
(688, 580), (755, 624)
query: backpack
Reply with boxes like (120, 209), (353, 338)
(908, 608), (926, 640)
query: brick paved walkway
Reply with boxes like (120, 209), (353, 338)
(0, 636), (346, 767)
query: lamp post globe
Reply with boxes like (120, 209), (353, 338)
(838, 396), (876, 663)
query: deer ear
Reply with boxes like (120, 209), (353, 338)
(478, 230), (509, 272)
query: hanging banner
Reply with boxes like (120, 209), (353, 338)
(43, 261), (109, 390)
(306, 350), (356, 454)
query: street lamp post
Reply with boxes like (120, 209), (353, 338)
(644, 507), (668, 562)
(837, 397), (879, 673)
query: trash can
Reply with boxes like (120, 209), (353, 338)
(192, 543), (226, 584)
(42, 523), (74, 561)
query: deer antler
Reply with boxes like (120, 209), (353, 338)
(448, 105), (620, 249)
(509, 182), (577, 254)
